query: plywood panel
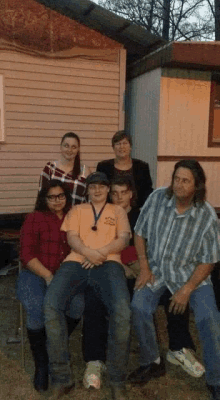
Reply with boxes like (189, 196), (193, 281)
(158, 72), (220, 157)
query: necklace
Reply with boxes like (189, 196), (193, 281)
(91, 203), (106, 231)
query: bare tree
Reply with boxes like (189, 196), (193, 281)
(206, 0), (220, 39)
(98, 0), (215, 40)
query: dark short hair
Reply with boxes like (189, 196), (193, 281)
(166, 159), (206, 205)
(111, 130), (132, 147)
(110, 176), (137, 207)
(110, 176), (133, 191)
(35, 180), (72, 213)
(60, 132), (81, 180)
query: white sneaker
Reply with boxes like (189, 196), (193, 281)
(166, 348), (205, 378)
(83, 361), (106, 389)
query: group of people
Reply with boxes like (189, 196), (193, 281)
(17, 130), (220, 400)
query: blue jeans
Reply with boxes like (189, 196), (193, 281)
(131, 284), (220, 386)
(17, 270), (85, 330)
(44, 261), (131, 386)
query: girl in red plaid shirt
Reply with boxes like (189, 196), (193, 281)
(17, 180), (84, 393)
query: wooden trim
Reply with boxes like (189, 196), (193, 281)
(208, 80), (220, 147)
(118, 48), (126, 130)
(157, 156), (220, 162)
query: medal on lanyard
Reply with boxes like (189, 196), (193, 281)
(91, 203), (106, 231)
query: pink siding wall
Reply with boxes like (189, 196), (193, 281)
(0, 49), (126, 213)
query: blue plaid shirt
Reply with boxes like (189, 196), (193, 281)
(134, 187), (220, 293)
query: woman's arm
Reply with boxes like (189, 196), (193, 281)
(27, 258), (53, 284)
(20, 213), (53, 284)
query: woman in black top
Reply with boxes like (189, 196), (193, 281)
(97, 130), (153, 209)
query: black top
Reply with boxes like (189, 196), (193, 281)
(127, 208), (140, 246)
(97, 158), (153, 209)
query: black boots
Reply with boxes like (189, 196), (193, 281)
(27, 327), (49, 392)
(65, 316), (81, 337)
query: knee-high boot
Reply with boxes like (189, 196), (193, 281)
(27, 327), (49, 392)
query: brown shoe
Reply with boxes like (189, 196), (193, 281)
(110, 384), (128, 400)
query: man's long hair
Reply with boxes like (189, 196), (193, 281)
(166, 159), (206, 205)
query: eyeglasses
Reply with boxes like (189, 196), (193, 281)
(46, 193), (66, 202)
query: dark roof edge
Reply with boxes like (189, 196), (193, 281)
(127, 42), (172, 80)
(127, 41), (220, 81)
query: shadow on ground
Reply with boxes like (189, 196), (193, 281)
(0, 273), (210, 400)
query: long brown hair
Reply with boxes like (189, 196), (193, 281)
(166, 159), (206, 205)
(61, 132), (81, 180)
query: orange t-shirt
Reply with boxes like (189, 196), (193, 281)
(61, 203), (131, 264)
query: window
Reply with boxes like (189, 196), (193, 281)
(0, 75), (4, 142)
(208, 79), (220, 147)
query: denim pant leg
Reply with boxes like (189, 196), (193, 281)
(91, 261), (131, 383)
(16, 270), (47, 330)
(190, 284), (220, 386)
(131, 285), (166, 366)
(44, 261), (87, 386)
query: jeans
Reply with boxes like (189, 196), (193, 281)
(131, 284), (220, 386)
(44, 261), (131, 386)
(17, 270), (85, 330)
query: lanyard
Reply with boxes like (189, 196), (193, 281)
(91, 202), (106, 231)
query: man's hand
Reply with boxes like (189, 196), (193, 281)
(82, 248), (106, 268)
(169, 285), (192, 314)
(134, 264), (155, 290)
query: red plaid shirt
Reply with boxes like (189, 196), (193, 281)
(20, 211), (70, 274)
(39, 161), (87, 205)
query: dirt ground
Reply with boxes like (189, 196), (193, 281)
(0, 272), (211, 400)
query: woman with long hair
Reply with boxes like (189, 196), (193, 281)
(39, 132), (91, 204)
(17, 180), (82, 393)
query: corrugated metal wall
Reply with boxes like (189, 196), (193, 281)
(0, 49), (125, 213)
(126, 68), (161, 187)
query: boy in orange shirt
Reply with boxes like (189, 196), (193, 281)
(44, 172), (131, 400)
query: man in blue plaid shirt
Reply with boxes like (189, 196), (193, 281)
(128, 159), (220, 400)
